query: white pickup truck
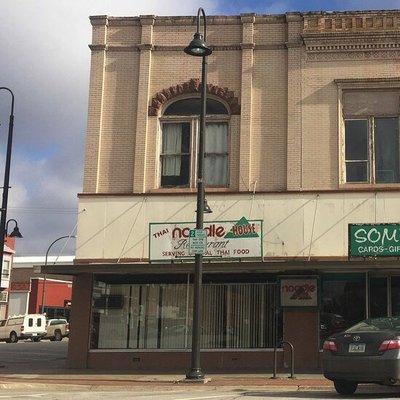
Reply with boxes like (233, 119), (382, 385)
(45, 319), (69, 341)
(0, 314), (47, 342)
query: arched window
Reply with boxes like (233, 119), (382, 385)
(160, 98), (229, 188)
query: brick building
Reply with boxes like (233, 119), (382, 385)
(8, 256), (74, 319)
(0, 237), (15, 319)
(43, 10), (400, 372)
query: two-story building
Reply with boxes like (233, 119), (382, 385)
(42, 9), (400, 372)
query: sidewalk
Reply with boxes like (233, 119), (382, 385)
(0, 370), (332, 390)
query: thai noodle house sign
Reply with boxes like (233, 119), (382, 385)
(349, 223), (400, 257)
(149, 217), (263, 261)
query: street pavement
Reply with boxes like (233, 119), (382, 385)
(1, 340), (400, 398)
(0, 338), (68, 372)
(0, 387), (400, 399)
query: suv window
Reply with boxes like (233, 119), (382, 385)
(28, 318), (33, 327)
(37, 318), (42, 327)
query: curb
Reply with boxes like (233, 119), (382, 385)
(0, 381), (334, 392)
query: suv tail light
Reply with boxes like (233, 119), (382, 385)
(379, 339), (400, 352)
(323, 340), (338, 352)
(20, 326), (24, 332)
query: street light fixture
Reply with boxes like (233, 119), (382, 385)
(40, 235), (76, 314)
(6, 219), (23, 238)
(0, 87), (15, 285)
(184, 7), (212, 381)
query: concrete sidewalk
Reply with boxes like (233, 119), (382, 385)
(0, 371), (332, 390)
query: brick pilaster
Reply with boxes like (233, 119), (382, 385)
(83, 16), (108, 193)
(286, 13), (303, 190)
(239, 14), (255, 191)
(133, 16), (155, 193)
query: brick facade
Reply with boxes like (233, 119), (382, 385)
(83, 11), (400, 195)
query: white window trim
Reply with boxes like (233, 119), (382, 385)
(336, 78), (400, 186)
(157, 114), (230, 189)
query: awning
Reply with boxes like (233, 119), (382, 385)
(36, 258), (400, 276)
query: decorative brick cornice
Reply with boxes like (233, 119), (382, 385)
(240, 43), (255, 50)
(307, 49), (400, 61)
(148, 78), (241, 116)
(303, 11), (400, 35)
(285, 41), (303, 49)
(241, 13), (256, 24)
(140, 15), (155, 26)
(302, 11), (400, 57)
(108, 45), (140, 52)
(88, 44), (106, 51)
(90, 15), (108, 26)
(138, 43), (153, 51)
(108, 17), (140, 27)
(286, 13), (303, 23)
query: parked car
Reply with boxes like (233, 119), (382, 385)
(0, 314), (47, 343)
(45, 319), (69, 341)
(323, 316), (400, 395)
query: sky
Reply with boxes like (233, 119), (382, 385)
(1, 0), (399, 256)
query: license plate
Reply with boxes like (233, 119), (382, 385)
(32, 333), (37, 336)
(349, 343), (366, 353)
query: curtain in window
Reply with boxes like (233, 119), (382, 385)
(205, 123), (228, 186)
(162, 124), (182, 176)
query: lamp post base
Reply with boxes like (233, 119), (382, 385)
(185, 368), (205, 380)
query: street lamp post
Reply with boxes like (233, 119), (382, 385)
(184, 8), (212, 381)
(0, 88), (15, 285)
(40, 235), (75, 314)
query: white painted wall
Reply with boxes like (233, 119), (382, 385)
(76, 191), (398, 261)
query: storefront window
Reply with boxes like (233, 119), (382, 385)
(369, 276), (388, 318)
(90, 278), (281, 350)
(391, 277), (400, 316)
(320, 274), (366, 345)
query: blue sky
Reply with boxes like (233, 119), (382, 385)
(216, 0), (400, 13)
(1, 0), (399, 255)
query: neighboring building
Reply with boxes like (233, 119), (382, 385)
(9, 256), (74, 319)
(42, 10), (400, 372)
(0, 237), (15, 319)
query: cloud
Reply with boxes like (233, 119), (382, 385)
(0, 0), (217, 255)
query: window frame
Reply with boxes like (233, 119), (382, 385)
(337, 79), (400, 187)
(344, 116), (400, 184)
(158, 96), (230, 189)
(1, 260), (10, 279)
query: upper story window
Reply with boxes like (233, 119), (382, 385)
(2, 260), (10, 279)
(160, 98), (229, 188)
(343, 90), (400, 184)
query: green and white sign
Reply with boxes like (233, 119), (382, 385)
(349, 223), (400, 257)
(149, 217), (263, 261)
(189, 229), (207, 255)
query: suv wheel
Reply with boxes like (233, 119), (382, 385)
(54, 330), (62, 341)
(9, 331), (18, 343)
(334, 380), (358, 395)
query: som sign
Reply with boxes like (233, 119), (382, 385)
(280, 278), (318, 307)
(349, 223), (400, 257)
